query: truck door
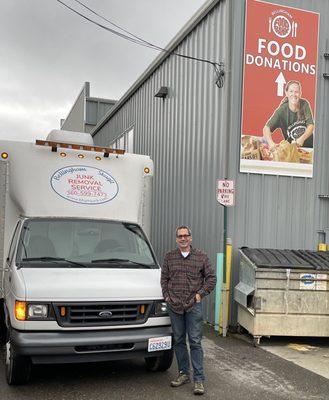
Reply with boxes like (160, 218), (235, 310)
(3, 222), (21, 299)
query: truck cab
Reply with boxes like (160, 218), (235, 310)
(0, 131), (172, 384)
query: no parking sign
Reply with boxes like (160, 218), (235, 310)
(216, 180), (235, 207)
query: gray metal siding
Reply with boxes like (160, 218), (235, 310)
(86, 99), (116, 126)
(61, 84), (87, 132)
(231, 0), (329, 251)
(227, 0), (329, 324)
(93, 0), (329, 325)
(85, 100), (98, 125)
(94, 2), (227, 324)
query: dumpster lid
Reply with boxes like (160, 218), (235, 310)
(295, 250), (329, 271)
(241, 248), (329, 271)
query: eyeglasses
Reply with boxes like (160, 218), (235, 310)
(176, 234), (190, 239)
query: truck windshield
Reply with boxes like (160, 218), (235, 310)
(16, 219), (157, 268)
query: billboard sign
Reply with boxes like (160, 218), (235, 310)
(240, 0), (319, 177)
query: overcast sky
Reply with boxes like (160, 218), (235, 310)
(0, 0), (206, 142)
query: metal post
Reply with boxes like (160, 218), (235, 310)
(216, 177), (234, 337)
(223, 205), (227, 284)
(222, 205), (228, 337)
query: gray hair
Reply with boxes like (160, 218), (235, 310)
(175, 225), (192, 237)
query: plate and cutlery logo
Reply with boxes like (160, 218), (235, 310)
(268, 14), (298, 38)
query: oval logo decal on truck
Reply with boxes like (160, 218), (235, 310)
(51, 165), (119, 205)
(98, 311), (113, 318)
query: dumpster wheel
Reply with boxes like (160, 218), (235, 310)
(252, 336), (261, 347)
(236, 323), (243, 334)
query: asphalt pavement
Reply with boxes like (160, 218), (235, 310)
(0, 325), (328, 400)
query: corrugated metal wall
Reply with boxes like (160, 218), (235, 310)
(93, 0), (329, 325)
(61, 83), (87, 132)
(85, 99), (116, 132)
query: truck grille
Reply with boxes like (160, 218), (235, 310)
(53, 302), (152, 327)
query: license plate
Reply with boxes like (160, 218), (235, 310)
(148, 336), (172, 352)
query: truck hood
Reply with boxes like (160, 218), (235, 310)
(20, 268), (163, 301)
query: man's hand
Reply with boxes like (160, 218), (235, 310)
(195, 293), (201, 303)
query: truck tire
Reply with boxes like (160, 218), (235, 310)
(5, 329), (31, 385)
(0, 302), (7, 346)
(0, 322), (6, 347)
(144, 349), (173, 372)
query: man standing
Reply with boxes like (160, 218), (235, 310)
(161, 226), (216, 395)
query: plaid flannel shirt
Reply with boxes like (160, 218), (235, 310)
(160, 247), (216, 314)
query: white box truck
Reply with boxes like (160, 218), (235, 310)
(0, 130), (172, 385)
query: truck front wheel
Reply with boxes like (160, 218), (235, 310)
(144, 349), (173, 372)
(0, 301), (7, 346)
(5, 329), (31, 385)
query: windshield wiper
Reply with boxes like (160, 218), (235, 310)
(19, 257), (88, 268)
(63, 259), (89, 268)
(22, 257), (65, 261)
(91, 258), (154, 268)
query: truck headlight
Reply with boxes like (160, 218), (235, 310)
(153, 301), (168, 316)
(28, 304), (48, 318)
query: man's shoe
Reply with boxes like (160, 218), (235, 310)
(171, 373), (190, 387)
(194, 381), (205, 395)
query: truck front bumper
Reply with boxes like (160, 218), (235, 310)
(11, 326), (172, 364)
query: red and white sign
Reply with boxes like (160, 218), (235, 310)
(216, 180), (235, 207)
(240, 0), (319, 177)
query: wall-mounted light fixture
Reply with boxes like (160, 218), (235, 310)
(154, 86), (168, 99)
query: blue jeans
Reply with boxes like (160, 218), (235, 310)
(168, 302), (204, 382)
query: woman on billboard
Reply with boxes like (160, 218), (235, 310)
(263, 80), (314, 149)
